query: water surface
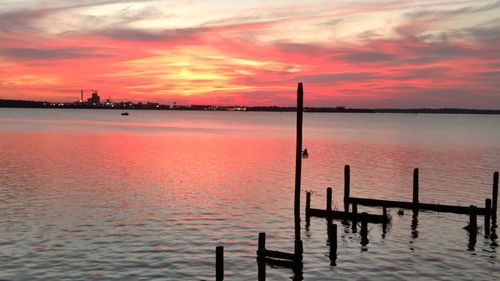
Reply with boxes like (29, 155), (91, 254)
(0, 108), (499, 280)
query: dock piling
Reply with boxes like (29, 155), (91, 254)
(258, 233), (266, 280)
(216, 246), (224, 281)
(413, 168), (419, 214)
(352, 203), (358, 232)
(293, 82), (304, 263)
(326, 187), (333, 213)
(258, 233), (266, 258)
(344, 165), (350, 212)
(360, 212), (369, 246)
(485, 199), (491, 237)
(465, 205), (478, 232)
(493, 172), (498, 225)
(258, 261), (266, 281)
(382, 206), (388, 236)
(306, 192), (311, 227)
(328, 220), (337, 264)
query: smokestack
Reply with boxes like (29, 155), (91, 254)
(80, 90), (83, 102)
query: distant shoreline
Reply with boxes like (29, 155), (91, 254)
(1, 99), (500, 114)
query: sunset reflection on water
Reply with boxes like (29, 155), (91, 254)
(0, 109), (499, 280)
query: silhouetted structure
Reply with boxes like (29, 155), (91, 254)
(255, 83), (305, 280)
(213, 84), (498, 279)
(3, 98), (500, 114)
(304, 165), (496, 259)
(87, 91), (100, 105)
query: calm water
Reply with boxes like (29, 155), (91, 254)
(0, 108), (499, 280)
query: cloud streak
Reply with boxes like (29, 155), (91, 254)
(0, 47), (109, 60)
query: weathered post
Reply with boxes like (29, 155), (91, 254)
(493, 172), (498, 225)
(326, 187), (333, 213)
(352, 202), (358, 233)
(258, 233), (266, 258)
(485, 199), (491, 237)
(258, 262), (266, 281)
(468, 228), (477, 251)
(258, 233), (266, 280)
(411, 214), (419, 239)
(216, 246), (224, 281)
(465, 205), (477, 232)
(382, 206), (388, 236)
(360, 212), (369, 246)
(328, 220), (337, 264)
(293, 82), (304, 265)
(413, 168), (419, 214)
(305, 192), (311, 227)
(467, 205), (478, 250)
(344, 165), (350, 212)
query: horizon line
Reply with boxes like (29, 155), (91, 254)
(1, 98), (500, 111)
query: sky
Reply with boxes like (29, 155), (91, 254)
(0, 0), (499, 108)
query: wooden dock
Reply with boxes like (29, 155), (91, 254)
(349, 197), (491, 215)
(308, 208), (389, 223)
(343, 167), (497, 221)
(213, 83), (499, 280)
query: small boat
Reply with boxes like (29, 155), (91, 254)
(121, 112), (129, 116)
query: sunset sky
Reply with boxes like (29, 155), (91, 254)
(0, 0), (499, 107)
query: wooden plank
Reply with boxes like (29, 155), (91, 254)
(265, 257), (295, 268)
(350, 197), (414, 209)
(264, 250), (295, 261)
(349, 197), (491, 215)
(419, 202), (489, 215)
(309, 208), (389, 223)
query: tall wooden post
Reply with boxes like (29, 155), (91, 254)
(216, 246), (224, 281)
(294, 82), (304, 264)
(344, 165), (350, 212)
(493, 172), (498, 225)
(413, 168), (419, 214)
